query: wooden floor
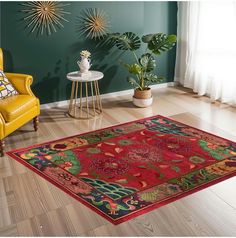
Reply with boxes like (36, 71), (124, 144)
(1, 86), (236, 236)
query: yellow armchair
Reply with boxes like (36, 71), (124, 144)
(0, 48), (40, 156)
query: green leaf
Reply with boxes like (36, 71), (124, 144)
(68, 166), (81, 175)
(52, 155), (62, 162)
(141, 34), (155, 43)
(171, 165), (181, 173)
(64, 150), (75, 156)
(145, 73), (165, 83)
(138, 165), (146, 169)
(127, 76), (141, 89)
(28, 158), (39, 165)
(147, 33), (177, 55)
(167, 34), (177, 43)
(100, 32), (141, 51)
(120, 61), (142, 75)
(159, 173), (165, 179)
(127, 63), (142, 75)
(115, 179), (128, 184)
(100, 32), (122, 47)
(139, 53), (156, 72)
(116, 32), (141, 51)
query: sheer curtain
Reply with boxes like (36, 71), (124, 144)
(175, 1), (236, 106)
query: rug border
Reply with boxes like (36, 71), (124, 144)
(5, 150), (236, 225)
(6, 114), (236, 154)
(6, 114), (236, 225)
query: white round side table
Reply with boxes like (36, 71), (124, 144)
(67, 70), (104, 119)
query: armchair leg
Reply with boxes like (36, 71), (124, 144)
(0, 140), (5, 157)
(33, 116), (39, 131)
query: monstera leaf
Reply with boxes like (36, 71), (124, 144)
(142, 33), (177, 55)
(139, 53), (156, 72)
(102, 32), (121, 45)
(127, 76), (141, 89)
(141, 34), (155, 43)
(116, 32), (141, 51)
(144, 73), (164, 84)
(125, 63), (142, 75)
(102, 32), (141, 51)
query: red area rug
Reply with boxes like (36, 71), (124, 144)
(7, 115), (236, 224)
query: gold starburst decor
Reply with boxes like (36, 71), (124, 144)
(77, 8), (110, 39)
(20, 2), (70, 36)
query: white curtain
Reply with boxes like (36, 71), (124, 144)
(175, 1), (236, 106)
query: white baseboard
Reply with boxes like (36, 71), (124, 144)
(40, 82), (175, 110)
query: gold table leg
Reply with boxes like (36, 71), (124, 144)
(68, 80), (103, 119)
(94, 81), (100, 113)
(80, 82), (83, 118)
(90, 82), (96, 117)
(85, 82), (89, 118)
(95, 80), (103, 112)
(69, 81), (75, 113)
(74, 82), (79, 117)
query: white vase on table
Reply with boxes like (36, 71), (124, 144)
(77, 56), (91, 74)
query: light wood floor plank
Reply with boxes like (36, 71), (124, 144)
(0, 224), (18, 237)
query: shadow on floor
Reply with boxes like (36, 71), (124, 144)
(102, 99), (135, 109)
(39, 107), (72, 123)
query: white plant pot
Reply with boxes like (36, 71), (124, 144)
(133, 96), (153, 108)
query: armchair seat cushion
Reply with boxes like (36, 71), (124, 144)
(0, 95), (38, 122)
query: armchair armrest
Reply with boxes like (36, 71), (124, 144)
(5, 73), (35, 96)
(0, 113), (5, 139)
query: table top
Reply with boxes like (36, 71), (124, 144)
(67, 70), (104, 82)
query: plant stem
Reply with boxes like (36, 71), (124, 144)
(132, 51), (139, 64)
(140, 75), (144, 89)
(121, 37), (139, 64)
(131, 51), (144, 90)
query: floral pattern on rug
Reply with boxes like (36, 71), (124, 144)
(7, 115), (236, 224)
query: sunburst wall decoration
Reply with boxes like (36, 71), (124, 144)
(20, 1), (70, 36)
(76, 8), (110, 39)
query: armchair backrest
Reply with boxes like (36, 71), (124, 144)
(0, 48), (3, 71)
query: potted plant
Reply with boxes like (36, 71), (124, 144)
(104, 32), (177, 107)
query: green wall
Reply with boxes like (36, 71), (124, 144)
(0, 1), (177, 104)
